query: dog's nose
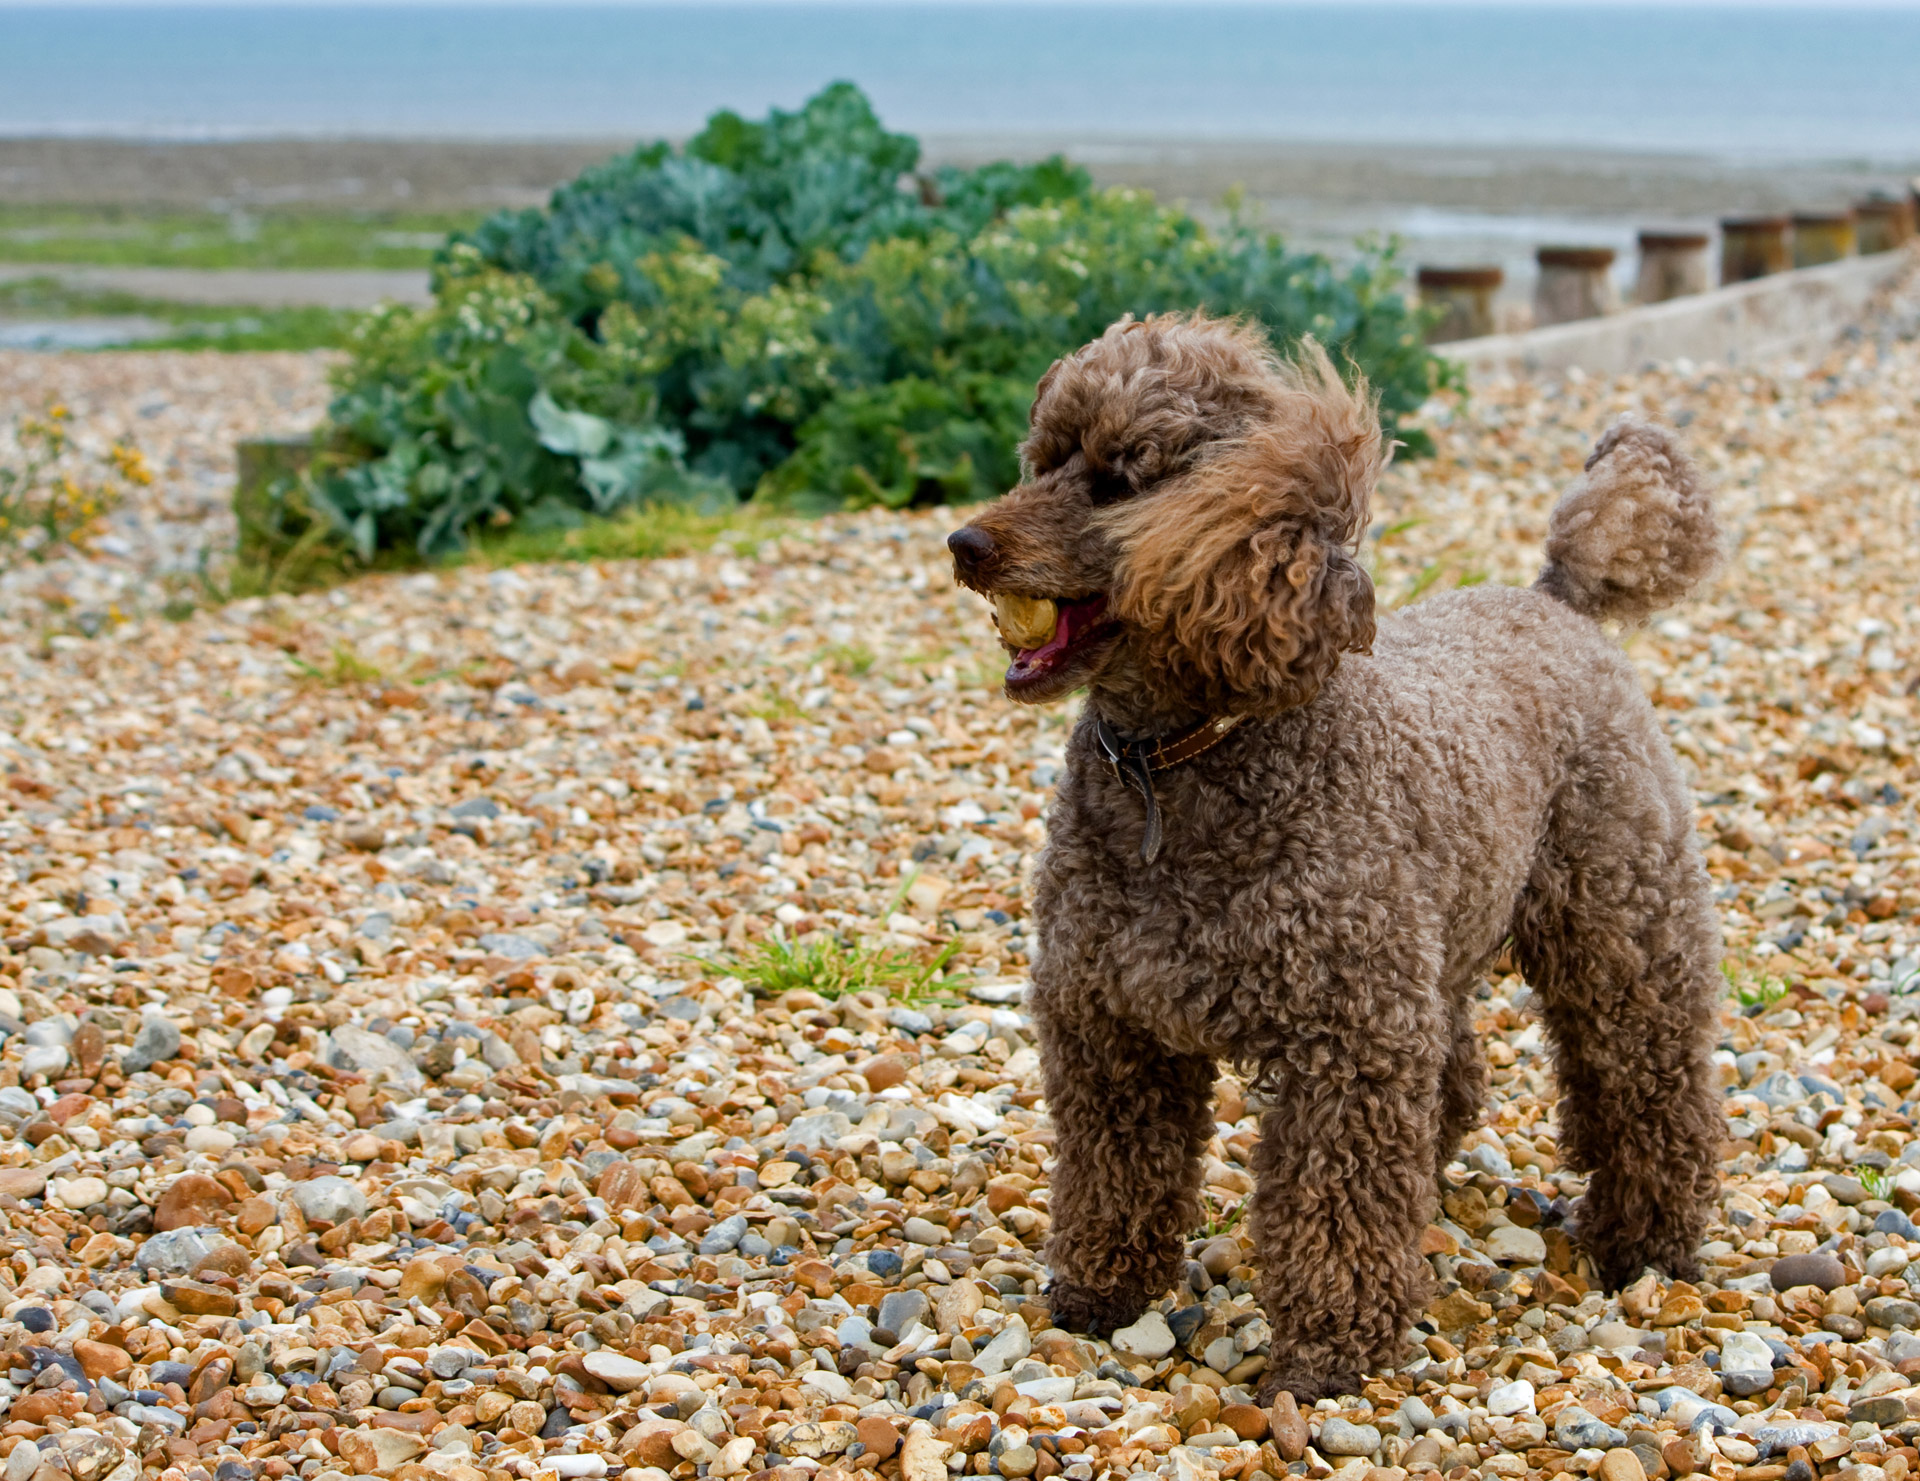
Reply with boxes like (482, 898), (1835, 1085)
(947, 526), (995, 575)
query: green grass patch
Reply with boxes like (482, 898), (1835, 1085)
(459, 500), (779, 569)
(1855, 1164), (1893, 1201)
(0, 274), (358, 351)
(167, 495), (779, 625)
(1724, 960), (1790, 1011)
(822, 642), (877, 676)
(720, 933), (960, 1002)
(287, 641), (387, 687)
(0, 204), (479, 271)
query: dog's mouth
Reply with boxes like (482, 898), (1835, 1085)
(992, 592), (1121, 697)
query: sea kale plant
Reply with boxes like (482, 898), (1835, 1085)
(314, 82), (1449, 559)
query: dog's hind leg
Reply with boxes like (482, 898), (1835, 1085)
(1435, 998), (1488, 1181)
(1511, 767), (1722, 1290)
(1250, 990), (1446, 1404)
(1035, 1004), (1216, 1337)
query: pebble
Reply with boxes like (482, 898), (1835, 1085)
(1485, 1378), (1535, 1415)
(1716, 1329), (1778, 1395)
(1317, 1417), (1382, 1456)
(1597, 1447), (1648, 1481)
(1112, 1308), (1176, 1359)
(1770, 1252), (1848, 1291)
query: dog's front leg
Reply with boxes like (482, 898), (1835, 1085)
(1250, 1000), (1445, 1404)
(1034, 999), (1216, 1337)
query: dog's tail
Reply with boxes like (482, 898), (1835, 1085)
(1534, 416), (1720, 624)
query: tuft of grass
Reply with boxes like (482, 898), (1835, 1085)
(748, 694), (806, 725)
(823, 642), (877, 676)
(1856, 1164), (1893, 1201)
(1724, 960), (1790, 1011)
(288, 642), (385, 687)
(720, 933), (959, 1002)
(462, 501), (778, 569)
(1200, 1197), (1248, 1238)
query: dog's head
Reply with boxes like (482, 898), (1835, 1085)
(948, 313), (1384, 724)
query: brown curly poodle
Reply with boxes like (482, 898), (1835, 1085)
(946, 313), (1725, 1403)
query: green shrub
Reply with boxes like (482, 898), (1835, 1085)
(313, 83), (1450, 559)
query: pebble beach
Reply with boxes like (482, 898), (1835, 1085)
(1, 260), (1920, 1481)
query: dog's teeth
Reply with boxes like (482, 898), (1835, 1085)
(993, 594), (1059, 650)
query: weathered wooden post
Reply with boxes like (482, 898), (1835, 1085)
(1855, 195), (1915, 254)
(1720, 215), (1791, 283)
(1791, 210), (1856, 268)
(1417, 265), (1503, 343)
(1635, 231), (1711, 304)
(1534, 246), (1619, 326)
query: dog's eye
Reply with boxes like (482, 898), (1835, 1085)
(1087, 466), (1132, 506)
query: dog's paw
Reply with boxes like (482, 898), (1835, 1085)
(1257, 1365), (1363, 1407)
(1044, 1281), (1147, 1339)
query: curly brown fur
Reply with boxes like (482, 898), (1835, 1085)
(948, 314), (1726, 1402)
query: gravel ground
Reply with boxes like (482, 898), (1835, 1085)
(2, 270), (1920, 1481)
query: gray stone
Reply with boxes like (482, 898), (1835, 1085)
(122, 1010), (182, 1073)
(477, 933), (544, 960)
(1110, 1310), (1175, 1360)
(1588, 1320), (1650, 1351)
(450, 797), (500, 819)
(1887, 1330), (1920, 1366)
(291, 1176), (369, 1226)
(324, 1025), (426, 1093)
(877, 1290), (929, 1337)
(1753, 1072), (1808, 1109)
(429, 1348), (482, 1379)
(1715, 1331), (1777, 1397)
(1317, 1419), (1381, 1457)
(783, 1112), (852, 1150)
(1876, 1209), (1920, 1241)
(135, 1226), (228, 1277)
(1851, 1396), (1907, 1426)
(23, 1019), (72, 1047)
(1554, 1406), (1627, 1450)
(698, 1214), (748, 1255)
(20, 1044), (68, 1079)
(1821, 1174), (1869, 1206)
(972, 1315), (1030, 1376)
(1755, 1423), (1845, 1458)
(1394, 1397), (1434, 1435)
(1462, 1144), (1513, 1179)
(1866, 1295), (1920, 1330)
(886, 1006), (934, 1036)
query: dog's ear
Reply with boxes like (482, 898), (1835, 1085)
(1102, 340), (1383, 716)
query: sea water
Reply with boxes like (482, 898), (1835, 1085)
(2, 3), (1919, 160)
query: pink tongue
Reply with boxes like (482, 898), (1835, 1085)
(1017, 616), (1074, 664)
(1015, 595), (1106, 665)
